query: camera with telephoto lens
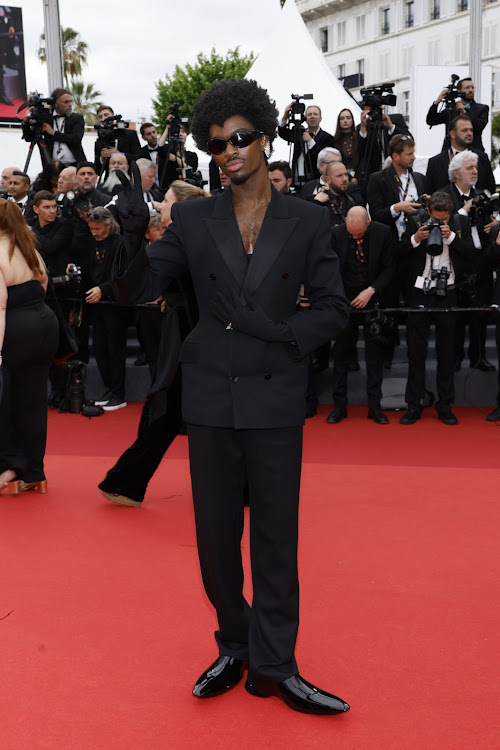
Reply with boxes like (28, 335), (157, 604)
(52, 263), (82, 288)
(468, 190), (500, 226)
(360, 83), (397, 122)
(17, 91), (54, 141)
(167, 102), (190, 140)
(287, 93), (314, 126)
(94, 114), (129, 149)
(442, 74), (468, 109)
(423, 266), (449, 296)
(367, 307), (394, 347)
(423, 219), (444, 256)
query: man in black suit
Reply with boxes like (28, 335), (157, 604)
(21, 88), (86, 166)
(267, 160), (294, 195)
(399, 192), (475, 426)
(94, 105), (142, 171)
(136, 158), (164, 210)
(425, 115), (495, 196)
(327, 207), (395, 424)
(115, 78), (350, 715)
(357, 107), (408, 192)
(278, 102), (335, 187)
(312, 161), (362, 226)
(426, 78), (489, 152)
(139, 122), (169, 191)
(30, 190), (73, 275)
(439, 150), (497, 372)
(7, 171), (35, 224)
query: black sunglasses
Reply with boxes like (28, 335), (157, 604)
(207, 128), (263, 155)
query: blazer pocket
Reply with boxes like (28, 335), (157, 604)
(179, 341), (200, 363)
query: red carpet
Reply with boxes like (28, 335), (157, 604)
(1, 404), (500, 749)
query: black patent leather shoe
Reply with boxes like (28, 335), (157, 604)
(192, 656), (247, 698)
(435, 407), (458, 425)
(400, 406), (422, 425)
(326, 407), (347, 424)
(486, 406), (500, 422)
(367, 408), (389, 424)
(471, 358), (496, 372)
(245, 674), (350, 715)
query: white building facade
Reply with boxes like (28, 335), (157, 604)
(296, 0), (500, 129)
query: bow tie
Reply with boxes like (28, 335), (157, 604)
(149, 147), (158, 152)
(17, 202), (24, 207)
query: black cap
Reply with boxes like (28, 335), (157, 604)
(76, 161), (97, 173)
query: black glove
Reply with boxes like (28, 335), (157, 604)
(211, 291), (292, 342)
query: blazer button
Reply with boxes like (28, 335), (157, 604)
(231, 376), (239, 382)
(282, 272), (289, 279)
(209, 273), (216, 280)
(264, 373), (272, 380)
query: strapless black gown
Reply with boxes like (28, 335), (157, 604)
(0, 280), (58, 482)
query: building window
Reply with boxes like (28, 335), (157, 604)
(430, 0), (440, 19)
(428, 39), (440, 65)
(379, 52), (390, 80)
(337, 21), (346, 47)
(356, 14), (366, 41)
(402, 46), (414, 76)
(337, 64), (346, 79)
(381, 8), (390, 35)
(356, 59), (365, 87)
(457, 0), (468, 10)
(402, 91), (410, 124)
(484, 23), (498, 56)
(405, 1), (415, 27)
(320, 27), (329, 53)
(455, 31), (469, 61)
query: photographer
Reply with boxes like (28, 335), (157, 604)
(94, 105), (141, 170)
(427, 77), (489, 152)
(313, 161), (362, 226)
(441, 150), (498, 371)
(21, 88), (86, 166)
(139, 122), (169, 191)
(399, 192), (475, 425)
(157, 113), (198, 189)
(267, 161), (294, 196)
(56, 166), (77, 195)
(278, 101), (335, 187)
(425, 115), (495, 196)
(7, 171), (35, 223)
(97, 152), (130, 196)
(327, 207), (395, 425)
(136, 158), (164, 209)
(30, 190), (73, 276)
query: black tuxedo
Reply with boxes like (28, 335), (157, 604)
(10, 196), (36, 225)
(29, 216), (73, 276)
(115, 187), (349, 682)
(140, 143), (170, 191)
(277, 125), (335, 183)
(425, 148), (495, 196)
(367, 166), (426, 241)
(330, 221), (395, 409)
(426, 100), (489, 151)
(94, 128), (142, 171)
(300, 177), (363, 205)
(22, 112), (87, 164)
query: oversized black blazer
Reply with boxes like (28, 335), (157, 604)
(400, 214), (475, 305)
(366, 166), (426, 243)
(426, 101), (489, 151)
(330, 221), (396, 303)
(425, 148), (495, 196)
(22, 112), (86, 163)
(115, 187), (349, 429)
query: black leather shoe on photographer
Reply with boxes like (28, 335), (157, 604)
(367, 408), (389, 424)
(400, 406), (422, 425)
(326, 407), (347, 424)
(486, 406), (500, 422)
(435, 407), (458, 425)
(245, 674), (350, 715)
(193, 656), (247, 698)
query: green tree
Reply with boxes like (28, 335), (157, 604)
(37, 26), (89, 87)
(152, 47), (255, 129)
(69, 80), (102, 126)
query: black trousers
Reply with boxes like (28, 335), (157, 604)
(92, 305), (129, 400)
(0, 297), (58, 481)
(98, 369), (183, 503)
(187, 424), (302, 683)
(332, 313), (384, 409)
(405, 294), (457, 409)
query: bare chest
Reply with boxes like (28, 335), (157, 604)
(234, 204), (268, 255)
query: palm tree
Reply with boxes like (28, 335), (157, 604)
(37, 27), (89, 87)
(69, 80), (102, 126)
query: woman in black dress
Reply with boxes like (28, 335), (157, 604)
(333, 108), (360, 180)
(0, 200), (58, 494)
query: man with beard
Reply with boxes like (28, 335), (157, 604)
(94, 104), (141, 169)
(426, 78), (489, 152)
(22, 88), (86, 166)
(313, 161), (361, 226)
(114, 78), (350, 715)
(278, 103), (335, 187)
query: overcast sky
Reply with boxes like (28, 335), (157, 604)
(18, 0), (285, 122)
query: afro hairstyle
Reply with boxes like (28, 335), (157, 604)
(191, 78), (278, 154)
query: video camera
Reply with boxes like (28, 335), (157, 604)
(286, 93), (314, 127)
(442, 74), (468, 110)
(94, 114), (130, 149)
(167, 102), (190, 140)
(17, 91), (54, 141)
(360, 83), (397, 122)
(468, 191), (500, 226)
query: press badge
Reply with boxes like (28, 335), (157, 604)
(414, 276), (425, 289)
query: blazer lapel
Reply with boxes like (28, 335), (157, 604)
(203, 189), (248, 289)
(243, 190), (299, 296)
